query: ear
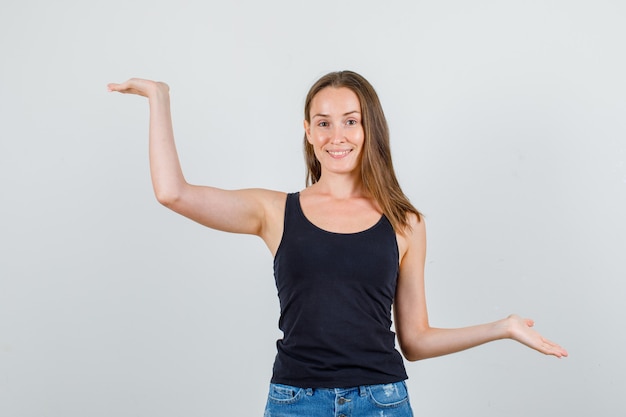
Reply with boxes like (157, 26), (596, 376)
(303, 119), (313, 144)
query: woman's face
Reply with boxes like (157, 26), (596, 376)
(304, 87), (365, 178)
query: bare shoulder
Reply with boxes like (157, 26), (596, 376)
(397, 212), (426, 266)
(240, 188), (287, 228)
(252, 189), (288, 255)
(256, 188), (288, 219)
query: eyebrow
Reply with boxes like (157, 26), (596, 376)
(311, 110), (361, 119)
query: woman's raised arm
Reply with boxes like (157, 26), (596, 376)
(107, 79), (285, 251)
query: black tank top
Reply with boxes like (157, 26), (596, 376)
(271, 192), (408, 388)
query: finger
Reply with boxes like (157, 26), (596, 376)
(107, 81), (146, 97)
(107, 82), (121, 92)
(107, 82), (133, 93)
(540, 338), (568, 357)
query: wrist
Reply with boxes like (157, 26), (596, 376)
(494, 316), (514, 340)
(148, 81), (170, 101)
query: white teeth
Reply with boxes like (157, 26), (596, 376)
(328, 150), (350, 156)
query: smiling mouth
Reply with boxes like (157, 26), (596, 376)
(327, 149), (352, 158)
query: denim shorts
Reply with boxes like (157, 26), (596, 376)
(263, 380), (414, 417)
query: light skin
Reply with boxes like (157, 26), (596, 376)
(107, 78), (568, 360)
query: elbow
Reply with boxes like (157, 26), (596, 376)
(154, 187), (182, 208)
(403, 353), (421, 363)
(152, 176), (190, 208)
(398, 339), (421, 362)
(397, 332), (432, 362)
(399, 345), (425, 362)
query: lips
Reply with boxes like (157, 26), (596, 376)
(327, 149), (352, 158)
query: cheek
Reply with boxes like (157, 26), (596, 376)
(308, 131), (326, 146)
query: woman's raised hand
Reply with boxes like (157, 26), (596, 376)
(506, 314), (568, 358)
(107, 78), (169, 98)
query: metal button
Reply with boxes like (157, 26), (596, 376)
(338, 397), (349, 405)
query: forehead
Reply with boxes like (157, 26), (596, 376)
(309, 87), (361, 116)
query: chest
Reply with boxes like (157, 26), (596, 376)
(274, 194), (400, 291)
(298, 196), (382, 234)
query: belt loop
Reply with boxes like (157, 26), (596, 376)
(358, 385), (367, 397)
(306, 388), (314, 396)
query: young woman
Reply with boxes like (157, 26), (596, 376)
(108, 71), (567, 416)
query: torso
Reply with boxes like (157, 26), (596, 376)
(271, 192), (408, 387)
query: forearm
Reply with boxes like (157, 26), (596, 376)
(147, 86), (187, 205)
(401, 318), (510, 361)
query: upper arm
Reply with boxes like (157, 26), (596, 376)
(163, 184), (286, 252)
(394, 214), (429, 359)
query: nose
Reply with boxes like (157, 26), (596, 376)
(330, 125), (345, 144)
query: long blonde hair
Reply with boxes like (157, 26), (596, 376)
(303, 70), (421, 232)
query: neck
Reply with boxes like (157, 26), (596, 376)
(311, 171), (367, 200)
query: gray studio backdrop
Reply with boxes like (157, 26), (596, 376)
(1, 1), (624, 416)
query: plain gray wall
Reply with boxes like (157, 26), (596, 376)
(1, 1), (625, 416)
